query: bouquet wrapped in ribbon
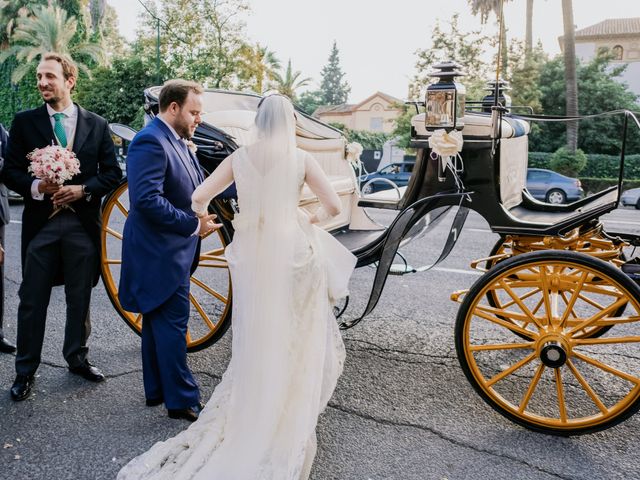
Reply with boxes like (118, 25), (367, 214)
(27, 144), (81, 217)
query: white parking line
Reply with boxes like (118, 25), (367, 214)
(9, 220), (21, 224)
(432, 266), (483, 276)
(604, 220), (640, 226)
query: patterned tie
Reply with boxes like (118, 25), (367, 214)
(53, 113), (68, 148)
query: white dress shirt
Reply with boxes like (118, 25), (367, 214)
(31, 103), (79, 200)
(157, 115), (201, 236)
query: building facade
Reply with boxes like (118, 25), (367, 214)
(313, 92), (404, 133)
(559, 17), (640, 96)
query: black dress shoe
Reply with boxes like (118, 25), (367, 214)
(10, 374), (34, 401)
(0, 337), (16, 354)
(68, 362), (105, 382)
(168, 402), (205, 422)
(146, 397), (164, 407)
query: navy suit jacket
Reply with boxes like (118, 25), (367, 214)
(119, 117), (203, 314)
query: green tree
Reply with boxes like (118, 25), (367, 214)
(271, 59), (311, 101)
(297, 89), (324, 115)
(507, 40), (547, 112)
(529, 55), (639, 155)
(411, 14), (493, 102)
(468, 0), (510, 77)
(238, 43), (280, 94)
(561, 0), (578, 153)
(319, 41), (350, 105)
(74, 55), (156, 128)
(135, 0), (250, 88)
(0, 3), (103, 82)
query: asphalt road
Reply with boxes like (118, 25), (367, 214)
(0, 202), (639, 480)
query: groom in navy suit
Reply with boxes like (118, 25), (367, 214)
(119, 80), (220, 421)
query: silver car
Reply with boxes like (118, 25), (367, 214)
(620, 187), (640, 209)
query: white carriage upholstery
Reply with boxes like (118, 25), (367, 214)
(411, 112), (531, 209)
(200, 110), (358, 231)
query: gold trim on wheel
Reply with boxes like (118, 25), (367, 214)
(101, 181), (232, 351)
(456, 252), (640, 435)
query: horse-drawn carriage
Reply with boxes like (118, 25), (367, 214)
(102, 67), (640, 436)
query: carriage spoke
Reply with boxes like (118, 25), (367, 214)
(114, 199), (128, 217)
(498, 287), (541, 310)
(469, 342), (534, 352)
(573, 336), (640, 346)
(555, 368), (568, 423)
(472, 308), (536, 339)
(539, 266), (553, 325)
(519, 363), (545, 413)
(191, 276), (228, 304)
(190, 293), (216, 330)
(104, 259), (122, 265)
(559, 271), (588, 328)
(201, 247), (225, 257)
(566, 359), (608, 414)
(134, 313), (142, 328)
(568, 297), (628, 336)
(485, 351), (537, 387)
(105, 227), (123, 240)
(572, 351), (640, 385)
(498, 280), (544, 329)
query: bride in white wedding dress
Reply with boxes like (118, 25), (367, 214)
(117, 94), (356, 480)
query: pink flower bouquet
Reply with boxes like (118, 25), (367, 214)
(27, 145), (81, 185)
(27, 145), (81, 217)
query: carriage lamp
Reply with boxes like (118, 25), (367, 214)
(425, 61), (466, 131)
(481, 79), (511, 113)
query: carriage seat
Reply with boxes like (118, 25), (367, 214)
(200, 110), (358, 230)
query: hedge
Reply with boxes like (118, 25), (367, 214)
(579, 177), (640, 195)
(528, 152), (640, 179)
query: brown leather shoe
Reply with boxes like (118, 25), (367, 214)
(68, 362), (105, 382)
(10, 374), (34, 401)
(168, 402), (204, 422)
(0, 337), (16, 354)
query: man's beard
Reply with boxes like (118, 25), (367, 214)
(41, 91), (61, 104)
(175, 122), (192, 140)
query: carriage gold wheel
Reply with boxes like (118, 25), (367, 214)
(101, 180), (232, 352)
(485, 229), (627, 339)
(456, 250), (640, 435)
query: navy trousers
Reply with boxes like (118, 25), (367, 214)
(141, 280), (200, 409)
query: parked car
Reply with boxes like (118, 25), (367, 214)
(526, 168), (584, 204)
(7, 189), (22, 202)
(359, 162), (415, 195)
(620, 187), (640, 209)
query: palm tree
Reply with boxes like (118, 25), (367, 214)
(0, 3), (104, 83)
(561, 0), (578, 153)
(89, 0), (106, 35)
(525, 0), (534, 55)
(271, 59), (311, 101)
(468, 0), (509, 76)
(0, 0), (31, 49)
(241, 43), (281, 94)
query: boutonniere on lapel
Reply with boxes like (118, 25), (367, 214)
(185, 139), (198, 154)
(27, 144), (81, 218)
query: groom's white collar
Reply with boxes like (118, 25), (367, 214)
(157, 114), (182, 141)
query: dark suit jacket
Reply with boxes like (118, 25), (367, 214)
(118, 117), (202, 314)
(0, 124), (10, 226)
(3, 104), (122, 285)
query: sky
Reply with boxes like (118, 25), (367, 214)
(107, 0), (640, 102)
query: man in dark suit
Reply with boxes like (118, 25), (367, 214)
(3, 52), (122, 401)
(0, 123), (14, 354)
(119, 80), (219, 422)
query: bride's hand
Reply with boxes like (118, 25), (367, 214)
(198, 213), (223, 237)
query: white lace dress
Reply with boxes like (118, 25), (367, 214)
(117, 146), (356, 480)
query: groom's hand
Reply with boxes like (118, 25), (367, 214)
(38, 179), (60, 195)
(52, 185), (83, 206)
(198, 213), (223, 237)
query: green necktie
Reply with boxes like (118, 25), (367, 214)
(53, 113), (68, 148)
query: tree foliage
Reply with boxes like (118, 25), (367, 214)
(270, 59), (311, 101)
(529, 55), (640, 154)
(411, 14), (494, 102)
(319, 41), (350, 105)
(74, 56), (156, 128)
